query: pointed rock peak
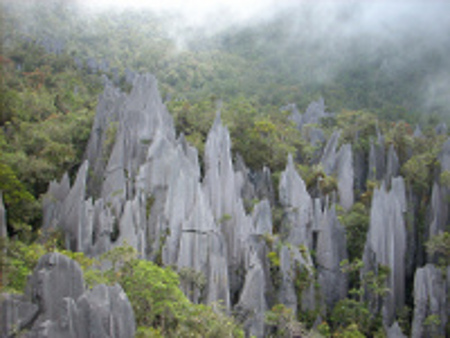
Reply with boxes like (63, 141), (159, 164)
(413, 125), (423, 138)
(234, 153), (247, 173)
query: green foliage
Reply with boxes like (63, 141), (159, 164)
(102, 121), (118, 162)
(401, 152), (436, 194)
(331, 299), (370, 337)
(0, 239), (46, 292)
(337, 110), (378, 152)
(337, 202), (369, 263)
(97, 244), (243, 337)
(146, 195), (155, 219)
(0, 162), (39, 234)
(425, 232), (450, 267)
(299, 164), (338, 196)
(439, 170), (450, 189)
(336, 259), (389, 336)
(333, 323), (366, 338)
(265, 304), (306, 338)
(218, 213), (232, 224)
(267, 250), (282, 289)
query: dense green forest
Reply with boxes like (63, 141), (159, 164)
(1, 1), (450, 337)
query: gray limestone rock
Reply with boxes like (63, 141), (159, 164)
(321, 130), (341, 175)
(279, 155), (313, 248)
(386, 321), (406, 338)
(235, 252), (267, 338)
(307, 127), (326, 147)
(60, 161), (89, 251)
(302, 97), (329, 126)
(411, 264), (447, 338)
(253, 167), (275, 206)
(386, 144), (400, 183)
(435, 122), (447, 135)
(77, 284), (136, 338)
(205, 232), (231, 309)
(336, 144), (354, 211)
(285, 103), (302, 130)
(235, 154), (256, 206)
(285, 98), (332, 130)
(368, 134), (386, 182)
(42, 173), (70, 230)
(363, 177), (407, 326)
(316, 202), (348, 310)
(203, 113), (254, 299)
(428, 183), (448, 245)
(19, 252), (136, 338)
(0, 293), (39, 337)
(252, 200), (272, 235)
(413, 125), (423, 138)
(278, 245), (299, 312)
(0, 192), (6, 238)
(440, 138), (450, 171)
(26, 253), (84, 325)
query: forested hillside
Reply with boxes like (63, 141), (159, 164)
(1, 1), (449, 337)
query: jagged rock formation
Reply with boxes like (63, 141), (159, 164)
(411, 264), (447, 338)
(0, 252), (135, 338)
(37, 72), (447, 337)
(286, 98), (333, 130)
(363, 177), (407, 326)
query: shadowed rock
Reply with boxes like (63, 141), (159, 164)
(26, 253), (84, 324)
(1, 252), (136, 338)
(336, 144), (354, 211)
(321, 130), (341, 175)
(252, 200), (273, 235)
(279, 154), (313, 248)
(386, 321), (406, 338)
(386, 144), (400, 184)
(316, 201), (348, 309)
(0, 294), (38, 336)
(235, 252), (267, 338)
(435, 122), (447, 135)
(411, 264), (447, 338)
(363, 177), (407, 326)
(368, 133), (386, 181)
(0, 193), (6, 238)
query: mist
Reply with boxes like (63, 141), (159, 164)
(3, 0), (450, 118)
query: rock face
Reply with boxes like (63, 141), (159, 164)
(316, 201), (348, 309)
(336, 144), (354, 211)
(286, 98), (332, 130)
(279, 154), (313, 248)
(235, 252), (267, 338)
(411, 264), (447, 338)
(363, 177), (407, 326)
(0, 252), (135, 338)
(0, 293), (38, 337)
(368, 133), (385, 182)
(0, 192), (6, 238)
